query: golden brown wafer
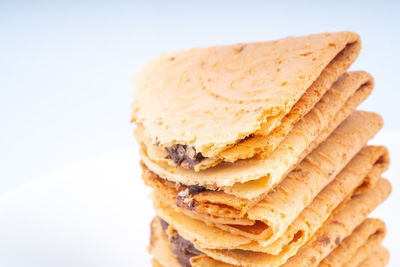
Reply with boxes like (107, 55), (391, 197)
(149, 144), (388, 249)
(139, 78), (377, 202)
(145, 110), (385, 250)
(141, 73), (378, 220)
(151, 147), (388, 253)
(149, 217), (233, 267)
(139, 55), (363, 172)
(320, 219), (386, 267)
(243, 142), (387, 246)
(226, 74), (375, 199)
(188, 220), (387, 267)
(218, 70), (367, 164)
(356, 246), (390, 267)
(132, 32), (360, 160)
(153, 178), (390, 267)
(281, 179), (391, 267)
(246, 146), (388, 254)
(148, 218), (182, 267)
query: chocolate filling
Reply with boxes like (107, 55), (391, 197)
(176, 195), (196, 211)
(165, 133), (254, 168)
(160, 219), (201, 267)
(175, 185), (208, 211)
(165, 144), (205, 169)
(160, 218), (169, 232)
(188, 185), (207, 195)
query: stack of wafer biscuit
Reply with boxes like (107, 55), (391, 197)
(132, 31), (391, 267)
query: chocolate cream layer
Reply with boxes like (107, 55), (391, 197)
(160, 219), (202, 267)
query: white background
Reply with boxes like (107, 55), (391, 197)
(1, 1), (399, 266)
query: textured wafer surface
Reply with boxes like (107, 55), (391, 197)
(137, 49), (362, 171)
(132, 32), (360, 159)
(144, 110), (384, 233)
(189, 220), (387, 267)
(285, 218), (386, 267)
(242, 138), (386, 244)
(151, 178), (391, 266)
(148, 218), (182, 267)
(247, 146), (388, 253)
(357, 246), (390, 267)
(141, 75), (377, 224)
(195, 178), (391, 266)
(149, 217), (389, 267)
(147, 144), (388, 249)
(140, 92), (378, 199)
(320, 219), (386, 267)
(150, 146), (388, 252)
(137, 69), (372, 175)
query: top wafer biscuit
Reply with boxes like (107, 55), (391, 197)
(132, 31), (360, 166)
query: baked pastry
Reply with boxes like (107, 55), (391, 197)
(149, 177), (391, 266)
(131, 31), (391, 266)
(133, 32), (361, 171)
